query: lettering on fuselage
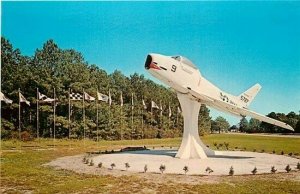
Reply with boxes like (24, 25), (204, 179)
(220, 92), (237, 106)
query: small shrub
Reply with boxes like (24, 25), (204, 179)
(229, 166), (234, 176)
(111, 150), (114, 153)
(111, 163), (116, 170)
(89, 159), (94, 166)
(159, 164), (166, 174)
(251, 167), (257, 175)
(261, 149), (265, 153)
(271, 166), (277, 173)
(288, 153), (293, 156)
(213, 142), (217, 148)
(243, 147), (247, 151)
(144, 165), (148, 173)
(183, 166), (189, 175)
(216, 145), (219, 150)
(85, 159), (89, 164)
(285, 165), (291, 173)
(253, 149), (256, 152)
(125, 162), (130, 170)
(98, 162), (102, 168)
(272, 150), (276, 154)
(219, 143), (223, 148)
(235, 146), (238, 149)
(205, 167), (213, 174)
(224, 142), (229, 150)
(82, 157), (86, 163)
(281, 151), (284, 155)
(297, 162), (300, 170)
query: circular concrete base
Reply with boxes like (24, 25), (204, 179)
(92, 149), (299, 175)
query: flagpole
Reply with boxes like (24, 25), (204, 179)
(36, 88), (39, 139)
(131, 93), (134, 140)
(83, 89), (85, 141)
(53, 87), (56, 144)
(141, 105), (144, 139)
(68, 88), (71, 139)
(96, 88), (99, 144)
(168, 102), (170, 129)
(18, 88), (21, 140)
(120, 91), (123, 140)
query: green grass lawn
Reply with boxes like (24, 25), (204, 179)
(1, 134), (300, 193)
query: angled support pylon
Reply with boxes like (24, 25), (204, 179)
(175, 93), (215, 159)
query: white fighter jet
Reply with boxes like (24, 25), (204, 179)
(145, 53), (294, 131)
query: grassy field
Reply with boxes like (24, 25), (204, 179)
(1, 134), (300, 193)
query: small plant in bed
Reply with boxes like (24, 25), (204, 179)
(297, 162), (300, 170)
(229, 166), (234, 176)
(251, 167), (257, 175)
(205, 167), (213, 174)
(144, 165), (148, 173)
(98, 162), (102, 168)
(285, 165), (291, 173)
(271, 166), (277, 173)
(125, 163), (130, 171)
(159, 164), (166, 174)
(89, 159), (94, 166)
(111, 163), (116, 170)
(183, 166), (189, 175)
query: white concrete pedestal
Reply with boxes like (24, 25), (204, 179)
(175, 93), (215, 159)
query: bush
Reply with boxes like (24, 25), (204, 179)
(125, 162), (130, 170)
(297, 162), (300, 170)
(85, 159), (89, 164)
(213, 142), (217, 148)
(261, 149), (265, 153)
(281, 151), (284, 155)
(272, 150), (276, 154)
(144, 165), (148, 173)
(224, 142), (229, 150)
(271, 166), (277, 173)
(82, 157), (86, 163)
(111, 163), (116, 170)
(205, 167), (213, 174)
(20, 131), (32, 141)
(98, 162), (102, 168)
(288, 153), (293, 156)
(229, 166), (234, 176)
(159, 164), (166, 174)
(89, 159), (94, 166)
(253, 149), (256, 152)
(285, 165), (291, 173)
(183, 166), (189, 175)
(251, 167), (257, 175)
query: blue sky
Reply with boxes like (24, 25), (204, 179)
(2, 1), (300, 125)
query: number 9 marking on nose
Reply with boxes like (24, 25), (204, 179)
(171, 65), (177, 72)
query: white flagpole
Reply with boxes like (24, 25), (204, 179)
(141, 99), (144, 139)
(131, 93), (134, 140)
(53, 87), (56, 143)
(18, 88), (21, 140)
(120, 91), (123, 140)
(168, 102), (170, 129)
(83, 89), (85, 141)
(68, 88), (71, 139)
(36, 88), (39, 139)
(96, 88), (99, 144)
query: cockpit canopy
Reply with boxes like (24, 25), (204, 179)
(171, 56), (197, 69)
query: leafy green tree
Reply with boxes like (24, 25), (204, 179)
(239, 117), (249, 132)
(248, 118), (261, 133)
(212, 116), (230, 133)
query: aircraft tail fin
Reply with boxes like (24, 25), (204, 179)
(238, 83), (261, 107)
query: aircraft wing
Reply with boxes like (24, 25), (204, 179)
(187, 88), (294, 131)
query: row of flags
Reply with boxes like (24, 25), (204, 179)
(0, 90), (182, 117)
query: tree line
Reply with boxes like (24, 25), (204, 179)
(1, 37), (299, 140)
